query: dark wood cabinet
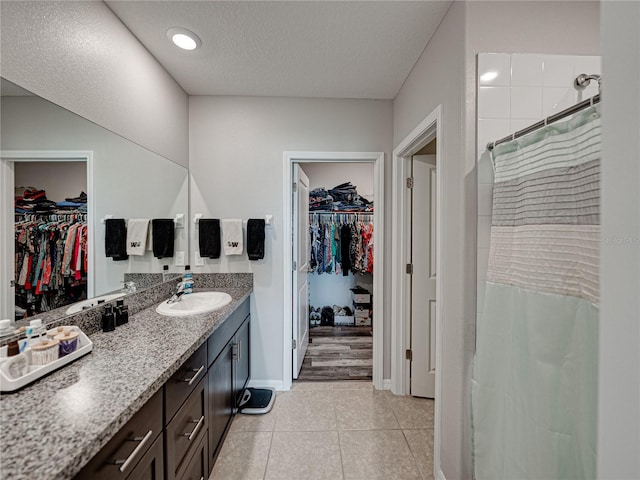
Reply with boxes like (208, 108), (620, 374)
(177, 422), (208, 480)
(165, 343), (207, 424)
(74, 297), (250, 480)
(165, 377), (207, 480)
(233, 317), (250, 409)
(74, 390), (163, 480)
(207, 342), (234, 468)
(126, 434), (164, 480)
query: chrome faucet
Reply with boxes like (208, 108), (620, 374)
(167, 281), (186, 304)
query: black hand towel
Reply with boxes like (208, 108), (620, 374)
(247, 219), (265, 261)
(105, 219), (128, 261)
(199, 219), (221, 259)
(340, 224), (351, 276)
(152, 219), (175, 259)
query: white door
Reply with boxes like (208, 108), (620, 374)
(0, 159), (15, 319)
(410, 155), (437, 398)
(292, 164), (310, 379)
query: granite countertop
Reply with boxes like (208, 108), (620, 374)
(0, 285), (252, 480)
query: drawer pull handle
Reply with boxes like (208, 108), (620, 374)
(183, 365), (205, 386)
(111, 429), (154, 473)
(184, 415), (205, 441)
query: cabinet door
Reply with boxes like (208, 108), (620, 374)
(126, 434), (164, 480)
(207, 342), (234, 471)
(176, 432), (207, 480)
(234, 317), (250, 408)
(166, 377), (207, 480)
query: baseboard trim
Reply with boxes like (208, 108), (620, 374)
(436, 467), (446, 480)
(383, 379), (392, 390)
(248, 379), (285, 391)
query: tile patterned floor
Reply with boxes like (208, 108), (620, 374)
(210, 381), (434, 480)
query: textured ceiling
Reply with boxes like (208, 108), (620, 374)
(106, 1), (452, 99)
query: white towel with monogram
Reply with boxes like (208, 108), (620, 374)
(126, 219), (150, 255)
(222, 219), (243, 255)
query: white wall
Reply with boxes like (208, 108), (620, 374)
(393, 1), (601, 477)
(189, 95), (392, 385)
(15, 162), (87, 203)
(2, 96), (189, 297)
(303, 162), (374, 200)
(598, 1), (640, 477)
(393, 3), (470, 477)
(0, 1), (188, 167)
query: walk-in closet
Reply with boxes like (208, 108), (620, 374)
(13, 162), (88, 319)
(298, 162), (374, 381)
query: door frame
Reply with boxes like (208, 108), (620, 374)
(390, 106), (443, 474)
(0, 150), (95, 319)
(282, 151), (385, 391)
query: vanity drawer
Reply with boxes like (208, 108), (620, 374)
(165, 377), (207, 480)
(176, 430), (208, 480)
(165, 342), (207, 424)
(74, 389), (162, 480)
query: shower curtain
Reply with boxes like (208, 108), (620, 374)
(472, 105), (601, 479)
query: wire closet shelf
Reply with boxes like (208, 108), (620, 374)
(486, 73), (601, 151)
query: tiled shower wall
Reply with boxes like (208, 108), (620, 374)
(476, 53), (601, 317)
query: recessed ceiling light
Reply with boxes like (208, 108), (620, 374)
(480, 71), (499, 82)
(167, 27), (201, 51)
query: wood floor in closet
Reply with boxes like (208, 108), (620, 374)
(297, 326), (373, 381)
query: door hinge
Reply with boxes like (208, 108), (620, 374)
(292, 260), (297, 271)
(292, 339), (297, 349)
(10, 280), (15, 288)
(406, 263), (413, 274)
(406, 349), (413, 361)
(293, 182), (298, 193)
(406, 177), (414, 189)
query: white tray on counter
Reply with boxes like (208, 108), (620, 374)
(0, 328), (93, 393)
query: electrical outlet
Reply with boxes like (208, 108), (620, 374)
(194, 252), (204, 267)
(175, 251), (185, 266)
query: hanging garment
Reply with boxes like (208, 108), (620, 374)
(340, 224), (351, 276)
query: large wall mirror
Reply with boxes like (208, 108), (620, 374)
(0, 78), (189, 328)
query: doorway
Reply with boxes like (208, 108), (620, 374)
(296, 162), (375, 381)
(0, 150), (94, 320)
(283, 151), (385, 391)
(391, 105), (443, 474)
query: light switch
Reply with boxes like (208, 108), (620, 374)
(175, 251), (185, 266)
(194, 252), (204, 267)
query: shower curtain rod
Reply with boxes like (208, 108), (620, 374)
(487, 93), (600, 151)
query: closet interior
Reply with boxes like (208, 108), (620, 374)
(13, 162), (88, 320)
(299, 162), (374, 381)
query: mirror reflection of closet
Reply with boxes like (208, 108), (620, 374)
(14, 161), (88, 320)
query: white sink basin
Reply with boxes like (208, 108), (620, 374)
(156, 292), (232, 317)
(65, 292), (126, 314)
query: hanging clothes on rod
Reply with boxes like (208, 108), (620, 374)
(309, 212), (373, 276)
(14, 212), (88, 315)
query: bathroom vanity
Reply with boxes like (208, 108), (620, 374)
(0, 276), (252, 480)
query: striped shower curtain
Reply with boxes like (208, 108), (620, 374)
(472, 105), (601, 479)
